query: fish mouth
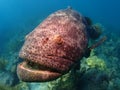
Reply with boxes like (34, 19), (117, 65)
(17, 61), (62, 82)
(17, 54), (74, 82)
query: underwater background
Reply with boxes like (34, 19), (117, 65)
(0, 0), (120, 90)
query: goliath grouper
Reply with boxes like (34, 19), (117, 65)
(17, 7), (106, 82)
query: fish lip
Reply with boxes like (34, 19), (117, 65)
(17, 61), (62, 82)
(19, 53), (74, 73)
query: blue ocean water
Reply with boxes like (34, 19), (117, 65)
(0, 0), (120, 90)
(0, 0), (120, 47)
(0, 1), (119, 45)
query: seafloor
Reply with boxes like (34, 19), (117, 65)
(0, 22), (120, 90)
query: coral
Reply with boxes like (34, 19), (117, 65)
(0, 84), (12, 90)
(79, 69), (109, 90)
(92, 23), (104, 35)
(84, 16), (93, 25)
(107, 78), (120, 90)
(86, 56), (106, 70)
(88, 23), (104, 40)
(0, 81), (29, 90)
(47, 71), (77, 90)
(0, 57), (8, 70)
(80, 32), (120, 90)
(81, 50), (107, 71)
(0, 84), (19, 90)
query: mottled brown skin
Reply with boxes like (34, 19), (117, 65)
(17, 8), (88, 82)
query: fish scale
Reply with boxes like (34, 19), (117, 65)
(17, 8), (88, 82)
